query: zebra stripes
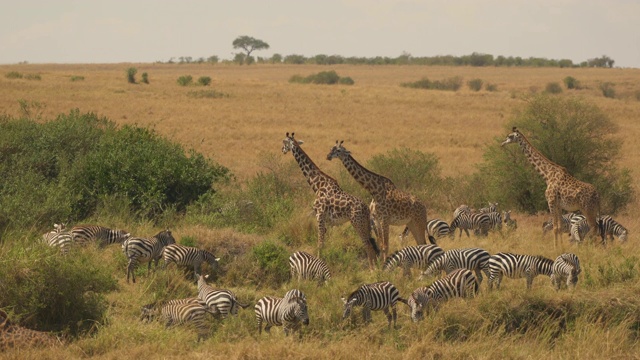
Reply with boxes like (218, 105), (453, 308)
(289, 251), (331, 284)
(449, 212), (491, 238)
(71, 225), (130, 247)
(420, 247), (491, 285)
(484, 211), (502, 231)
(341, 281), (408, 329)
(503, 211), (517, 230)
(162, 244), (220, 280)
(399, 218), (450, 242)
(123, 229), (176, 283)
(571, 215), (627, 244)
(41, 223), (73, 255)
(407, 268), (479, 322)
(383, 244), (444, 277)
(542, 213), (576, 236)
(197, 275), (248, 319)
(140, 301), (213, 342)
(254, 290), (309, 339)
(488, 252), (554, 290)
(551, 253), (581, 290)
(479, 202), (498, 214)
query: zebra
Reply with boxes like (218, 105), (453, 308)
(420, 247), (491, 285)
(399, 219), (450, 242)
(197, 274), (249, 319)
(482, 211), (502, 232)
(41, 223), (73, 255)
(341, 281), (408, 329)
(479, 202), (498, 214)
(289, 251), (331, 285)
(162, 243), (220, 280)
(551, 253), (581, 290)
(503, 210), (518, 231)
(382, 244), (444, 277)
(70, 224), (130, 247)
(407, 268), (479, 322)
(571, 215), (627, 244)
(254, 292), (309, 339)
(449, 212), (491, 238)
(140, 301), (214, 342)
(123, 229), (176, 283)
(488, 252), (554, 290)
(542, 213), (577, 236)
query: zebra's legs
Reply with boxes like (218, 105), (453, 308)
(382, 308), (392, 329)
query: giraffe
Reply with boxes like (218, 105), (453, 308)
(282, 133), (379, 270)
(501, 127), (602, 248)
(0, 309), (61, 351)
(326, 140), (432, 261)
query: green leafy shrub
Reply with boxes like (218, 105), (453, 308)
(0, 242), (117, 335)
(197, 76), (212, 86)
(600, 82), (616, 98)
(545, 82), (563, 94)
(563, 76), (580, 89)
(250, 240), (290, 287)
(5, 71), (23, 79)
(24, 73), (41, 80)
(186, 90), (229, 99)
(141, 72), (149, 84)
(338, 76), (355, 85)
(400, 76), (463, 91)
(485, 83), (498, 92)
(70, 75), (85, 81)
(288, 70), (353, 85)
(177, 75), (193, 86)
(467, 78), (483, 91)
(126, 67), (137, 84)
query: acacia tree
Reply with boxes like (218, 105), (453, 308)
(232, 36), (269, 64)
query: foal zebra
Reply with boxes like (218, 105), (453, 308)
(41, 223), (73, 255)
(488, 252), (554, 290)
(162, 244), (220, 280)
(289, 251), (331, 284)
(254, 291), (309, 339)
(341, 281), (408, 329)
(551, 253), (581, 290)
(503, 211), (517, 231)
(71, 225), (130, 247)
(123, 229), (176, 283)
(420, 247), (491, 285)
(197, 274), (249, 319)
(383, 244), (444, 277)
(407, 268), (479, 322)
(542, 213), (577, 236)
(140, 301), (213, 341)
(449, 212), (491, 238)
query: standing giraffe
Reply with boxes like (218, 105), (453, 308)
(327, 140), (432, 261)
(501, 127), (602, 248)
(282, 133), (379, 269)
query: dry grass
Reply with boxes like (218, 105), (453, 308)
(2, 63), (640, 359)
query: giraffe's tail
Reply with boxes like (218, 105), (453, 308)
(369, 237), (380, 257)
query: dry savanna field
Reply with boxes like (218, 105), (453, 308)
(2, 63), (640, 359)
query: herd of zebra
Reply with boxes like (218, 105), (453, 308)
(35, 200), (627, 341)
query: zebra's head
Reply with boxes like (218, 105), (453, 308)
(326, 140), (350, 161)
(139, 303), (158, 323)
(619, 229), (628, 242)
(501, 127), (522, 147)
(282, 132), (303, 155)
(341, 296), (358, 320)
(54, 223), (66, 232)
(291, 297), (309, 326)
(407, 294), (424, 322)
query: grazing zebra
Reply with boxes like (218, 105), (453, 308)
(449, 212), (491, 238)
(383, 244), (444, 277)
(289, 251), (331, 284)
(542, 213), (577, 236)
(254, 292), (309, 339)
(140, 301), (213, 342)
(197, 274), (249, 319)
(479, 202), (498, 214)
(488, 252), (554, 290)
(484, 211), (503, 231)
(41, 223), (73, 255)
(71, 224), (130, 247)
(162, 243), (220, 280)
(407, 268), (479, 322)
(399, 219), (450, 242)
(571, 215), (627, 244)
(123, 229), (176, 283)
(341, 281), (408, 329)
(551, 253), (581, 290)
(503, 211), (518, 230)
(420, 247), (491, 285)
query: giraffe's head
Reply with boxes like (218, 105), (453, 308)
(326, 140), (350, 161)
(282, 132), (303, 154)
(501, 127), (523, 147)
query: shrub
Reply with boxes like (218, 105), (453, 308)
(485, 83), (498, 92)
(545, 82), (563, 94)
(250, 240), (290, 288)
(24, 73), (41, 80)
(600, 82), (616, 98)
(563, 76), (580, 89)
(126, 67), (137, 84)
(70, 75), (85, 81)
(400, 76), (463, 91)
(197, 76), (212, 86)
(5, 71), (23, 79)
(288, 71), (353, 85)
(186, 90), (229, 99)
(467, 78), (483, 91)
(141, 72), (149, 84)
(338, 76), (355, 85)
(177, 75), (193, 86)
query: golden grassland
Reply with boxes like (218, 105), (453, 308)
(2, 63), (640, 359)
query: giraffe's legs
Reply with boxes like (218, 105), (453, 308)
(351, 215), (378, 271)
(316, 214), (327, 258)
(379, 220), (390, 262)
(405, 219), (427, 245)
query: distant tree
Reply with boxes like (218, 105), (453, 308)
(270, 53), (283, 64)
(588, 55), (615, 68)
(232, 36), (270, 63)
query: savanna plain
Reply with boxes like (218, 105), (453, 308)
(1, 63), (640, 359)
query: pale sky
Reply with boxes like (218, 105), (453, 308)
(2, 0), (639, 68)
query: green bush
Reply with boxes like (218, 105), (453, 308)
(400, 76), (463, 91)
(250, 240), (290, 287)
(0, 242), (117, 336)
(475, 94), (634, 214)
(126, 67), (137, 84)
(186, 90), (229, 99)
(467, 78), (483, 91)
(70, 75), (85, 81)
(545, 82), (563, 94)
(177, 75), (193, 86)
(24, 73), (41, 80)
(600, 82), (616, 98)
(485, 83), (498, 92)
(288, 71), (353, 85)
(5, 71), (23, 79)
(141, 72), (149, 84)
(197, 76), (212, 86)
(338, 76), (355, 85)
(563, 76), (580, 89)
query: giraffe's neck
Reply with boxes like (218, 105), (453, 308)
(339, 154), (392, 199)
(516, 136), (563, 184)
(291, 144), (335, 194)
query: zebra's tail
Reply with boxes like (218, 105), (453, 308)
(397, 297), (410, 307)
(598, 217), (606, 244)
(428, 235), (437, 245)
(369, 237), (380, 257)
(236, 301), (251, 309)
